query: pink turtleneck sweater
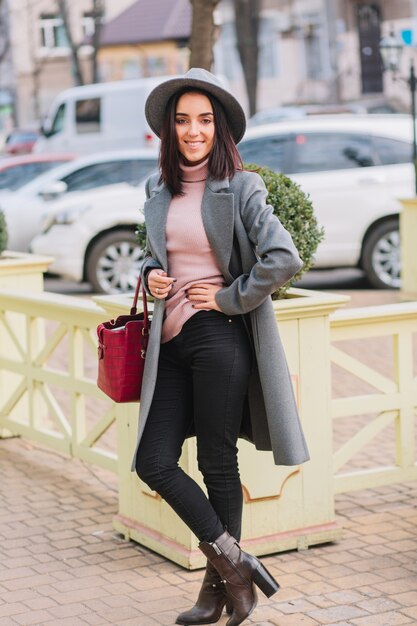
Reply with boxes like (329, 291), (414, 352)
(161, 159), (225, 343)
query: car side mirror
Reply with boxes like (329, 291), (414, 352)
(40, 120), (52, 138)
(39, 180), (68, 200)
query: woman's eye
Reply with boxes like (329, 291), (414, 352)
(176, 118), (187, 124)
(202, 118), (212, 124)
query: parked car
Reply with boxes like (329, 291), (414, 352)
(248, 98), (405, 126)
(248, 107), (307, 126)
(239, 115), (414, 288)
(0, 153), (76, 191)
(34, 77), (172, 154)
(4, 128), (40, 155)
(31, 183), (147, 293)
(0, 149), (158, 252)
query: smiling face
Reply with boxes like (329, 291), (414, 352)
(175, 92), (215, 165)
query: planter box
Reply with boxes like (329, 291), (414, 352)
(400, 198), (417, 299)
(95, 287), (349, 569)
(0, 251), (52, 291)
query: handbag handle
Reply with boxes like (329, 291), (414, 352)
(130, 274), (149, 322)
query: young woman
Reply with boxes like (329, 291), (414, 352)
(132, 68), (310, 626)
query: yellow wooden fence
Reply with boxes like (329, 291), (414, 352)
(0, 291), (118, 473)
(330, 302), (417, 493)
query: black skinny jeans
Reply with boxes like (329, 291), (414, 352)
(135, 310), (252, 543)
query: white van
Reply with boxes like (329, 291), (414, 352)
(34, 77), (173, 154)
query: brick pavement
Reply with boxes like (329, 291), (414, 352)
(0, 436), (416, 626)
(1, 289), (416, 626)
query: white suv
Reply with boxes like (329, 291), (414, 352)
(239, 115), (414, 288)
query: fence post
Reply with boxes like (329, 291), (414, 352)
(0, 252), (52, 439)
(400, 198), (417, 299)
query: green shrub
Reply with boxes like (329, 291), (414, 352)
(0, 209), (7, 255)
(246, 165), (324, 298)
(136, 164), (324, 298)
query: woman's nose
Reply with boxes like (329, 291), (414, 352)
(188, 121), (199, 136)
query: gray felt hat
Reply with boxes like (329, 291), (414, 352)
(145, 67), (246, 144)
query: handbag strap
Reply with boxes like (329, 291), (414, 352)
(130, 275), (149, 323)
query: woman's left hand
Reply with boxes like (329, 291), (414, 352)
(187, 283), (222, 311)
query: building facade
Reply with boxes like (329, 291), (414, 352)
(215, 0), (417, 114)
(1, 0), (417, 128)
(97, 0), (191, 81)
(1, 0), (133, 127)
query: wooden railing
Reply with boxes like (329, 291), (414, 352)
(0, 291), (118, 472)
(1, 290), (416, 496)
(330, 302), (417, 493)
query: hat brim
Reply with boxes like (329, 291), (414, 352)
(145, 76), (246, 144)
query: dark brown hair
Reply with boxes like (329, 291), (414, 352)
(159, 88), (243, 196)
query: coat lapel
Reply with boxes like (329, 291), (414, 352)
(202, 177), (235, 284)
(144, 185), (171, 272)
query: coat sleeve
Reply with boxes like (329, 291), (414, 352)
(215, 173), (303, 315)
(140, 174), (163, 295)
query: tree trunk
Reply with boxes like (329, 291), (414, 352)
(189, 0), (220, 70)
(0, 0), (10, 63)
(234, 0), (260, 116)
(56, 0), (84, 85)
(91, 0), (104, 83)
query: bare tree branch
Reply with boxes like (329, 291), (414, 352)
(189, 0), (220, 70)
(56, 0), (84, 85)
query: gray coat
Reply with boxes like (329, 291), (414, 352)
(131, 169), (310, 470)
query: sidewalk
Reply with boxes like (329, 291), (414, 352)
(1, 289), (416, 626)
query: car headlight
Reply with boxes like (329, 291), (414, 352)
(41, 204), (90, 233)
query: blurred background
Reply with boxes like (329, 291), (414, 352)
(0, 0), (416, 295)
(0, 0), (414, 134)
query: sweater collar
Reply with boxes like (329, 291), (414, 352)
(180, 157), (209, 182)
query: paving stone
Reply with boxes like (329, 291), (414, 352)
(13, 610), (54, 625)
(270, 614), (319, 625)
(401, 605), (417, 620)
(390, 592), (417, 607)
(306, 604), (369, 624)
(350, 611), (413, 625)
(356, 597), (403, 613)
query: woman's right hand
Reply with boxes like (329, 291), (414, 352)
(148, 269), (176, 299)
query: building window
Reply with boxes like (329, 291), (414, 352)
(82, 10), (104, 39)
(75, 98), (101, 134)
(216, 21), (242, 81)
(258, 17), (279, 79)
(39, 15), (69, 49)
(82, 14), (95, 38)
(122, 59), (143, 79)
(304, 26), (324, 80)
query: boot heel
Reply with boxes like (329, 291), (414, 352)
(252, 565), (280, 598)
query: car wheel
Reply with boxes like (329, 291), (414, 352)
(86, 230), (144, 294)
(361, 219), (401, 289)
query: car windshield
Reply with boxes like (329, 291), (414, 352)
(15, 155), (158, 196)
(0, 160), (70, 191)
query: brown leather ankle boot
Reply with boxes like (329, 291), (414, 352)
(199, 530), (280, 626)
(176, 561), (233, 625)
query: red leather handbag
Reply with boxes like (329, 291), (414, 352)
(97, 277), (150, 403)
